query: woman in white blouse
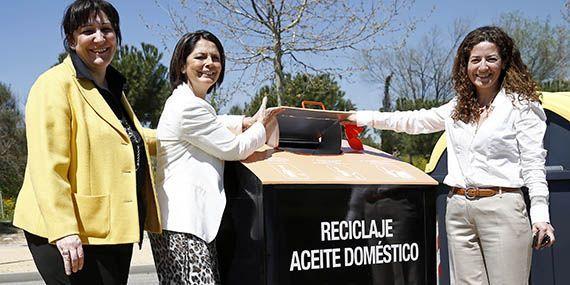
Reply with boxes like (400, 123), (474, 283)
(149, 30), (277, 284)
(348, 26), (555, 284)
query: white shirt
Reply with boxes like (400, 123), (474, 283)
(356, 89), (549, 223)
(156, 83), (266, 242)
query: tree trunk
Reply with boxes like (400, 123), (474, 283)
(273, 39), (284, 106)
(382, 72), (393, 111)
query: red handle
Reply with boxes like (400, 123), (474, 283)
(301, 101), (326, 110)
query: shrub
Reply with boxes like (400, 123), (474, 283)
(1, 196), (16, 221)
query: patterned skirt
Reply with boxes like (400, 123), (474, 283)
(149, 230), (220, 285)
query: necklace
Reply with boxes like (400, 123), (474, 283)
(478, 92), (497, 113)
(479, 104), (494, 123)
(478, 103), (493, 114)
(476, 93), (497, 127)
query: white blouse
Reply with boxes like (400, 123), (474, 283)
(156, 83), (266, 242)
(356, 89), (550, 224)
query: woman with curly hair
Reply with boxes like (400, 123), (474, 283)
(347, 26), (555, 284)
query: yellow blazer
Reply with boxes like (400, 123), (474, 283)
(13, 57), (161, 244)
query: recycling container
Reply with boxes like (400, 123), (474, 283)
(217, 137), (439, 284)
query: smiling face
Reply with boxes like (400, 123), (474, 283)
(467, 41), (503, 97)
(184, 39), (222, 98)
(69, 12), (117, 78)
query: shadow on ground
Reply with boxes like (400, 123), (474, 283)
(0, 222), (17, 235)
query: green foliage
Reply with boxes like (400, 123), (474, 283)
(496, 12), (569, 85)
(359, 133), (381, 150)
(541, 79), (570, 92)
(0, 82), (26, 200)
(1, 196), (16, 221)
(363, 97), (444, 169)
(399, 155), (429, 172)
(113, 43), (170, 127)
(238, 73), (355, 116)
(228, 104), (245, 115)
(391, 98), (443, 159)
(206, 90), (231, 113)
(56, 52), (68, 66)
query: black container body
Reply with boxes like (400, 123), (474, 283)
(219, 161), (437, 285)
(277, 108), (342, 155)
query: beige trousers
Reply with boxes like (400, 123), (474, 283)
(445, 190), (533, 285)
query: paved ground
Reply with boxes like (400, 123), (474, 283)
(0, 223), (158, 283)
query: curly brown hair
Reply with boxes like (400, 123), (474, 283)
(451, 26), (540, 124)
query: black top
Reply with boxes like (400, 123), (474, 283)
(70, 52), (147, 244)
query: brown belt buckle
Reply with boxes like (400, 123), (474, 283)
(464, 187), (478, 200)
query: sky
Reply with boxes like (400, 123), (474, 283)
(0, 0), (567, 113)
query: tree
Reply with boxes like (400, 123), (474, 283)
(236, 73), (354, 116)
(0, 82), (27, 199)
(390, 97), (442, 167)
(153, 0), (422, 106)
(561, 0), (570, 23)
(378, 73), (399, 154)
(113, 43), (170, 127)
(361, 72), (396, 152)
(363, 22), (468, 104)
(541, 80), (570, 92)
(228, 104), (245, 116)
(496, 12), (569, 90)
(360, 23), (467, 166)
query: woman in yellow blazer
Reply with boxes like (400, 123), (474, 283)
(12, 0), (160, 283)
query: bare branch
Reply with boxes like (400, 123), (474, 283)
(361, 21), (465, 106)
(250, 0), (268, 23)
(151, 0), (425, 105)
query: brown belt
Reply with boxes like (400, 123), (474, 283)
(452, 187), (519, 199)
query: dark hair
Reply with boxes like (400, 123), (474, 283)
(451, 26), (539, 124)
(169, 30), (226, 93)
(62, 0), (122, 52)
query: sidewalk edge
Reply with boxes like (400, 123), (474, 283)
(0, 265), (156, 283)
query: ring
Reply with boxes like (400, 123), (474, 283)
(61, 250), (70, 256)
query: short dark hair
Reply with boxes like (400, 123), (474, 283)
(169, 30), (226, 93)
(62, 0), (122, 52)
